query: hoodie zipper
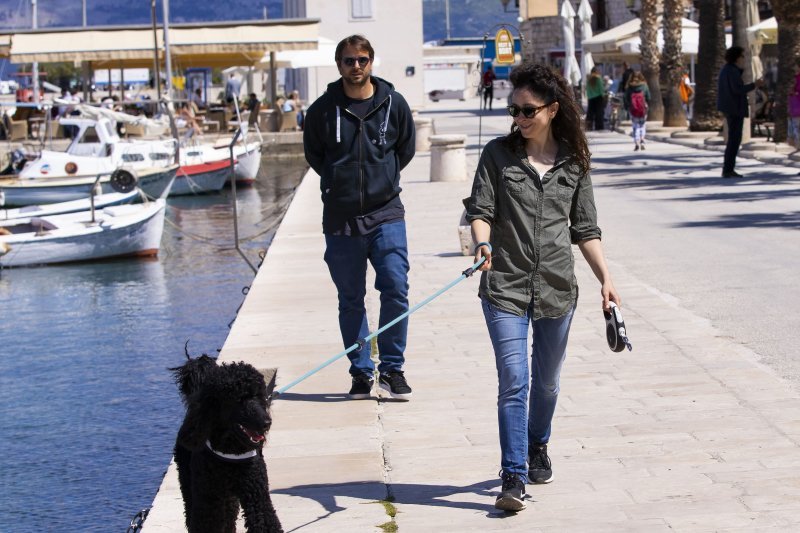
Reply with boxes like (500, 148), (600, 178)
(343, 94), (390, 214)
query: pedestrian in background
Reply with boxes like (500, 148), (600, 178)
(679, 70), (694, 119)
(224, 73), (241, 105)
(788, 57), (800, 148)
(303, 34), (416, 401)
(482, 65), (497, 110)
(585, 66), (606, 131)
(625, 71), (650, 151)
(619, 61), (634, 119)
(717, 46), (763, 178)
(466, 62), (621, 512)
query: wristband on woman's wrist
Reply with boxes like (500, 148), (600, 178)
(475, 241), (492, 254)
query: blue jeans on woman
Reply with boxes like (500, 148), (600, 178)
(324, 221), (410, 378)
(481, 298), (575, 479)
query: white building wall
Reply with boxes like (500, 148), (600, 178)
(303, 0), (425, 108)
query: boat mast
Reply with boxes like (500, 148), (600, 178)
(31, 0), (39, 104)
(162, 0), (173, 100)
(151, 0), (161, 97)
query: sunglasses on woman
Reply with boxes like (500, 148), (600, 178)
(342, 56), (371, 68)
(506, 102), (553, 119)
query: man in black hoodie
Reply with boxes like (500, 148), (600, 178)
(304, 35), (416, 401)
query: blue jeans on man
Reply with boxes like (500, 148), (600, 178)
(324, 221), (409, 377)
(481, 298), (575, 479)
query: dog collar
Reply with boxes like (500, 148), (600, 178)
(205, 440), (258, 461)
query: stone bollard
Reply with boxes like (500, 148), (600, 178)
(429, 134), (467, 182)
(458, 209), (472, 256)
(414, 117), (434, 152)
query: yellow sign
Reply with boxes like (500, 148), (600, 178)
(495, 29), (515, 65)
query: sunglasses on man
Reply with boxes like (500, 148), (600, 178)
(342, 56), (371, 68)
(506, 102), (553, 119)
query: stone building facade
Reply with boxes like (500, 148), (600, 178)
(518, 0), (638, 70)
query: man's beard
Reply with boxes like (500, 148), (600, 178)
(344, 73), (371, 89)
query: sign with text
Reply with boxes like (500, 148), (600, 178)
(495, 28), (516, 65)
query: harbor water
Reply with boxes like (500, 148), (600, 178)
(0, 157), (308, 532)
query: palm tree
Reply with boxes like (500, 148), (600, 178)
(639, 0), (663, 121)
(771, 0), (800, 144)
(661, 0), (685, 126)
(690, 0), (726, 131)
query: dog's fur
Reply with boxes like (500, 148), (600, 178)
(171, 354), (282, 533)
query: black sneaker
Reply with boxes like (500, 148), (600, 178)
(378, 371), (412, 401)
(348, 373), (374, 400)
(528, 443), (554, 484)
(495, 472), (526, 512)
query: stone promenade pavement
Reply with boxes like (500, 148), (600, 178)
(144, 99), (800, 532)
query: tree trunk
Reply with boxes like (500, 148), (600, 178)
(662, 0), (686, 126)
(771, 0), (800, 143)
(690, 0), (726, 131)
(640, 0), (663, 121)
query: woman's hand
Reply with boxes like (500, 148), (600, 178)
(474, 244), (492, 271)
(601, 280), (621, 312)
(470, 219), (492, 271)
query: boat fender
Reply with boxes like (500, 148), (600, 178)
(110, 167), (139, 193)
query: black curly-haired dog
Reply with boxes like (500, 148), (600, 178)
(171, 352), (282, 533)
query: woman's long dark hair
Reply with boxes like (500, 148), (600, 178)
(504, 62), (591, 175)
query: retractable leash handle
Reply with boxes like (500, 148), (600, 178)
(275, 256), (486, 396)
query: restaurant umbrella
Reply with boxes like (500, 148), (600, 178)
(577, 0), (595, 103)
(560, 0), (582, 88)
(745, 0), (763, 80)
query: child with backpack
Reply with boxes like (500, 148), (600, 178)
(625, 71), (650, 151)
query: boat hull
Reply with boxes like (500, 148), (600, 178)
(1, 190), (140, 220)
(172, 160), (231, 196)
(0, 201), (167, 267)
(0, 166), (178, 207)
(233, 144), (262, 184)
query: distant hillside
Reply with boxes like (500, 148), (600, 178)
(422, 0), (521, 42)
(0, 0), (519, 41)
(0, 0), (285, 29)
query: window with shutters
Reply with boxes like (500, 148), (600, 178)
(351, 0), (374, 20)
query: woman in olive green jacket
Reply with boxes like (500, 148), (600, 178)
(466, 62), (621, 512)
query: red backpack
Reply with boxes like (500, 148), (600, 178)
(630, 91), (647, 118)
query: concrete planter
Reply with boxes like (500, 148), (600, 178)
(429, 134), (467, 182)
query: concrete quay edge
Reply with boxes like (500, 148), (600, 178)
(143, 100), (800, 532)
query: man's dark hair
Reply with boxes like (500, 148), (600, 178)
(725, 46), (745, 64)
(335, 35), (375, 62)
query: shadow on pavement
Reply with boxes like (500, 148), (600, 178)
(675, 211), (800, 229)
(272, 478), (525, 529)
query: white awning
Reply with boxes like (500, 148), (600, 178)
(747, 16), (777, 45)
(4, 19), (319, 69)
(582, 17), (719, 59)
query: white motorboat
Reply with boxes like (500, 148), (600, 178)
(0, 164), (178, 207)
(19, 116), (177, 181)
(20, 110), (260, 186)
(1, 189), (140, 220)
(0, 200), (167, 268)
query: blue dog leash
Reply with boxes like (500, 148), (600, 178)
(275, 257), (486, 395)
